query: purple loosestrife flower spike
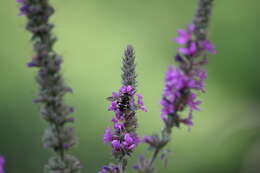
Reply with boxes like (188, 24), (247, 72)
(0, 156), (4, 173)
(193, 0), (214, 41)
(100, 45), (146, 173)
(122, 45), (137, 88)
(17, 0), (81, 172)
(135, 0), (216, 172)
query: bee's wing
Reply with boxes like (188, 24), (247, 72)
(106, 96), (116, 101)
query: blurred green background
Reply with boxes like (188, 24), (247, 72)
(0, 0), (259, 172)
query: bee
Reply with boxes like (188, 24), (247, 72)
(106, 93), (131, 111)
(118, 93), (131, 111)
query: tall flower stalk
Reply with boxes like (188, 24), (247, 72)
(17, 0), (81, 172)
(99, 45), (147, 173)
(134, 0), (216, 172)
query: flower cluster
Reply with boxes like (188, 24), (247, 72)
(160, 66), (205, 127)
(176, 25), (216, 57)
(159, 24), (216, 129)
(0, 156), (4, 173)
(104, 85), (146, 157)
(99, 164), (120, 173)
(17, 0), (81, 172)
(138, 1), (216, 169)
(100, 45), (145, 173)
(16, 0), (55, 68)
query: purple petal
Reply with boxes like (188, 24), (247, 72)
(175, 37), (189, 44)
(187, 24), (195, 33)
(0, 156), (5, 173)
(124, 133), (133, 143)
(201, 40), (217, 54)
(108, 101), (117, 111)
(126, 85), (133, 92)
(27, 61), (37, 68)
(127, 144), (136, 150)
(137, 94), (147, 112)
(112, 140), (121, 150)
(189, 42), (197, 55)
(182, 113), (193, 126)
(178, 47), (190, 55)
(177, 29), (188, 37)
(103, 128), (112, 143)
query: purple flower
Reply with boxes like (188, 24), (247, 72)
(200, 40), (217, 54)
(124, 133), (134, 143)
(120, 85), (135, 96)
(143, 136), (153, 144)
(178, 42), (197, 56)
(175, 25), (216, 57)
(160, 65), (204, 127)
(180, 113), (193, 126)
(0, 156), (5, 173)
(193, 69), (208, 92)
(99, 166), (110, 173)
(161, 99), (174, 121)
(137, 94), (147, 112)
(99, 165), (120, 173)
(109, 133), (141, 152)
(98, 169), (107, 173)
(112, 140), (121, 151)
(108, 101), (117, 111)
(143, 135), (160, 148)
(187, 93), (201, 112)
(112, 118), (124, 131)
(103, 128), (113, 143)
(111, 165), (120, 172)
(164, 66), (189, 91)
(122, 133), (140, 150)
(27, 61), (39, 68)
(175, 25), (194, 44)
(161, 66), (189, 121)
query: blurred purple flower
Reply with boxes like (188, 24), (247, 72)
(103, 128), (113, 144)
(112, 140), (121, 151)
(99, 165), (120, 173)
(137, 94), (147, 112)
(175, 25), (194, 44)
(0, 156), (5, 173)
(180, 113), (193, 126)
(200, 40), (217, 54)
(178, 42), (197, 56)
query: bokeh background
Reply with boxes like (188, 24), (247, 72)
(0, 0), (259, 172)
